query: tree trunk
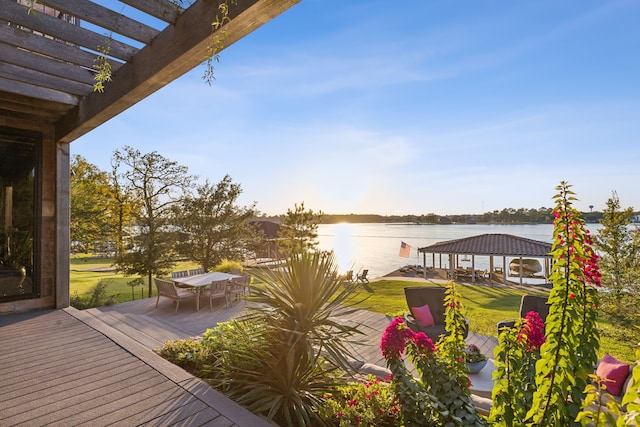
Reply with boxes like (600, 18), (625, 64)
(148, 271), (153, 297)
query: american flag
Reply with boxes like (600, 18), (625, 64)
(399, 241), (411, 258)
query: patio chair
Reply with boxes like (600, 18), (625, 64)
(356, 269), (369, 284)
(154, 278), (196, 313)
(404, 286), (469, 342)
(171, 270), (189, 278)
(497, 294), (549, 334)
(227, 277), (247, 303)
(200, 279), (230, 310)
(235, 275), (250, 293)
(188, 268), (204, 276)
(339, 270), (354, 285)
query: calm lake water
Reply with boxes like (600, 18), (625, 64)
(316, 223), (604, 280)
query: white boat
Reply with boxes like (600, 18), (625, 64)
(509, 259), (542, 276)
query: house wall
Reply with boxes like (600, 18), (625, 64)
(0, 120), (68, 313)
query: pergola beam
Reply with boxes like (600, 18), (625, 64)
(55, 0), (300, 143)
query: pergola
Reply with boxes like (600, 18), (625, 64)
(418, 233), (553, 285)
(0, 0), (299, 313)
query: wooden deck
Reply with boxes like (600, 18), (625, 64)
(93, 295), (497, 371)
(0, 307), (270, 426)
(0, 294), (498, 426)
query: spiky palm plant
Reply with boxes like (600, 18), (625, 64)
(232, 250), (366, 426)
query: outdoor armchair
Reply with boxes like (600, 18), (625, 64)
(154, 278), (196, 313)
(227, 276), (249, 304)
(403, 286), (469, 342)
(171, 270), (189, 278)
(356, 269), (369, 284)
(338, 270), (354, 285)
(200, 279), (230, 310)
(497, 294), (549, 334)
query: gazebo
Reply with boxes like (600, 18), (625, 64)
(418, 233), (553, 285)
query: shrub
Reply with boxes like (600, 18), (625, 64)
(69, 280), (118, 309)
(380, 283), (485, 426)
(156, 337), (211, 376)
(197, 251), (364, 426)
(317, 375), (401, 426)
(213, 258), (243, 273)
(490, 312), (545, 425)
(200, 320), (270, 389)
(490, 182), (607, 426)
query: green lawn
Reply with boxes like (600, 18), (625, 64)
(350, 280), (524, 336)
(70, 254), (200, 303)
(350, 280), (636, 362)
(69, 256), (636, 362)
(351, 280), (527, 336)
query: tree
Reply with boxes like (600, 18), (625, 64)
(594, 191), (640, 298)
(113, 146), (192, 297)
(70, 155), (112, 253)
(107, 156), (138, 260)
(173, 175), (260, 272)
(277, 202), (323, 256)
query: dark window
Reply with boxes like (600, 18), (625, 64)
(0, 127), (40, 301)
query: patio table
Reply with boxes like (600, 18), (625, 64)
(172, 272), (242, 311)
(469, 359), (495, 399)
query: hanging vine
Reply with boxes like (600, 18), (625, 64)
(93, 39), (113, 93)
(202, 1), (235, 85)
(21, 0), (235, 92)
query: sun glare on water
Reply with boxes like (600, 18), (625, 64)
(331, 223), (355, 275)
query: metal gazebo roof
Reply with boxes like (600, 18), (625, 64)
(418, 233), (552, 258)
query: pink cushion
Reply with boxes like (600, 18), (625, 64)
(412, 304), (435, 327)
(596, 353), (630, 396)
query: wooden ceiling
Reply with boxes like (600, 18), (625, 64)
(0, 0), (299, 143)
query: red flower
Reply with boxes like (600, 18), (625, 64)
(569, 292), (576, 299)
(336, 412), (343, 418)
(585, 251), (602, 287)
(412, 331), (435, 353)
(380, 317), (414, 359)
(347, 399), (358, 407)
(355, 416), (362, 423)
(517, 311), (545, 352)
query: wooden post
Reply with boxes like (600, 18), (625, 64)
(4, 185), (12, 258)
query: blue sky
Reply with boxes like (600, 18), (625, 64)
(73, 0), (640, 216)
